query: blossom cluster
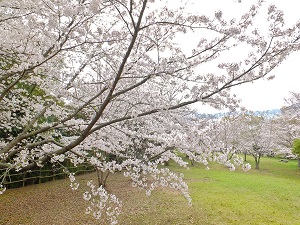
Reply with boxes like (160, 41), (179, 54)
(84, 180), (122, 225)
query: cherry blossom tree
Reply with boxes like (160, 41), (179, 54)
(195, 113), (248, 171)
(274, 92), (300, 159)
(273, 115), (299, 157)
(1, 0), (300, 223)
(238, 112), (276, 169)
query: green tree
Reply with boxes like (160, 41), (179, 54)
(292, 138), (300, 167)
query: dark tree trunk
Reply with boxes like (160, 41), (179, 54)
(254, 155), (261, 170)
(190, 159), (194, 166)
(96, 167), (110, 187)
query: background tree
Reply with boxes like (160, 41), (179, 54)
(273, 92), (300, 157)
(196, 113), (245, 171)
(238, 112), (275, 169)
(292, 139), (300, 167)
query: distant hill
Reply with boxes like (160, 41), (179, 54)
(252, 109), (281, 117)
(195, 109), (281, 119)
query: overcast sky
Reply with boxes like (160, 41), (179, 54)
(182, 0), (300, 113)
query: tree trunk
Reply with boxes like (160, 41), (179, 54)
(244, 153), (247, 162)
(254, 156), (260, 170)
(190, 159), (194, 166)
(96, 167), (110, 187)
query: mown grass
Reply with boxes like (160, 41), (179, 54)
(1, 156), (300, 224)
(178, 157), (300, 225)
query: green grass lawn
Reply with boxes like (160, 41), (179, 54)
(159, 156), (300, 225)
(1, 156), (300, 224)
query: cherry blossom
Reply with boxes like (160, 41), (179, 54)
(1, 0), (300, 223)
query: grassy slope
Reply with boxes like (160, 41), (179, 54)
(1, 156), (300, 225)
(183, 157), (300, 225)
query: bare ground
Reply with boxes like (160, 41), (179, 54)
(0, 172), (196, 225)
(0, 172), (107, 225)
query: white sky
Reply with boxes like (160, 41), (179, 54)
(181, 0), (300, 113)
